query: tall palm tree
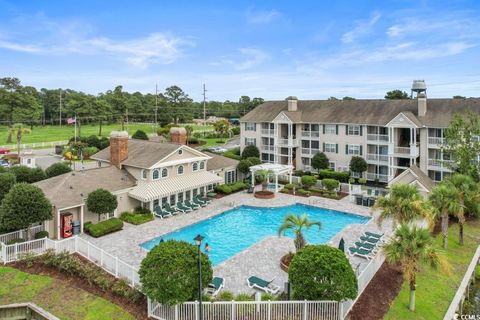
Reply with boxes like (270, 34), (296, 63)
(429, 184), (460, 249)
(444, 174), (477, 245)
(374, 184), (433, 228)
(383, 224), (450, 312)
(255, 169), (272, 191)
(278, 214), (321, 251)
(9, 124), (31, 157)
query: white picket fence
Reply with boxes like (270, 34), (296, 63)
(0, 236), (140, 287)
(0, 140), (68, 150)
(148, 300), (341, 320)
(0, 225), (45, 244)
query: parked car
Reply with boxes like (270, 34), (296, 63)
(208, 146), (227, 153)
(0, 159), (10, 168)
(0, 148), (11, 155)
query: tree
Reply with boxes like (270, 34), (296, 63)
(374, 184), (433, 228)
(327, 96), (338, 101)
(443, 111), (480, 180)
(0, 183), (52, 237)
(453, 95), (466, 99)
(184, 125), (193, 144)
(86, 188), (118, 222)
(162, 86), (193, 124)
(139, 240), (213, 305)
(444, 174), (478, 245)
(278, 214), (321, 251)
(9, 166), (46, 183)
(237, 159), (253, 176)
(429, 184), (460, 249)
(45, 162), (72, 178)
(246, 157), (262, 166)
(0, 172), (16, 203)
(385, 90), (410, 99)
(289, 245), (357, 301)
(321, 178), (339, 192)
(383, 224), (450, 311)
(255, 170), (272, 191)
(311, 152), (329, 172)
(300, 175), (317, 189)
(132, 130), (149, 140)
(241, 145), (260, 159)
(9, 124), (31, 157)
(342, 96), (356, 100)
(214, 119), (230, 139)
(349, 156), (367, 176)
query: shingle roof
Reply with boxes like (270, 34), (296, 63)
(240, 98), (480, 127)
(409, 164), (436, 192)
(34, 166), (136, 209)
(205, 152), (240, 171)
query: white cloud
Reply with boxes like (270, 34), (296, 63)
(341, 11), (381, 43)
(246, 8), (281, 24)
(236, 48), (269, 70)
(0, 41), (43, 53)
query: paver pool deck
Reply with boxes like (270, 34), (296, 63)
(81, 189), (393, 294)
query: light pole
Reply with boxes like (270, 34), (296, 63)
(194, 234), (204, 320)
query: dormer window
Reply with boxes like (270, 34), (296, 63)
(152, 169), (159, 180)
(142, 169), (147, 180)
(192, 162), (198, 171)
(200, 161), (205, 170)
(161, 168), (168, 178)
(177, 165), (184, 175)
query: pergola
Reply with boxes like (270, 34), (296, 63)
(249, 163), (294, 192)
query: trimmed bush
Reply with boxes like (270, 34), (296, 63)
(321, 178), (339, 191)
(34, 231), (49, 239)
(280, 188), (290, 194)
(120, 212), (154, 225)
(348, 177), (356, 184)
(9, 166), (46, 183)
(246, 157), (262, 166)
(215, 182), (247, 194)
(134, 206), (151, 215)
(301, 175), (317, 189)
(312, 152), (329, 171)
(241, 145), (260, 159)
(86, 135), (101, 149)
(6, 238), (25, 245)
(284, 183), (300, 190)
(318, 169), (350, 183)
(45, 162), (72, 178)
(85, 218), (123, 237)
(223, 148), (241, 160)
(187, 137), (199, 144)
(132, 130), (149, 140)
(297, 188), (311, 196)
(358, 177), (367, 184)
(217, 290), (234, 301)
(215, 185), (232, 194)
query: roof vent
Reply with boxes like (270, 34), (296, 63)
(286, 96), (298, 112)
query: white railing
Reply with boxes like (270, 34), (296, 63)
(261, 129), (274, 136)
(366, 154), (388, 162)
(366, 173), (389, 183)
(366, 134), (389, 142)
(428, 137), (444, 146)
(0, 140), (68, 150)
(444, 245), (480, 319)
(393, 147), (410, 155)
(0, 236), (140, 288)
(278, 138), (298, 147)
(301, 148), (320, 156)
(0, 225), (45, 244)
(301, 131), (320, 138)
(261, 145), (275, 152)
(149, 300), (341, 320)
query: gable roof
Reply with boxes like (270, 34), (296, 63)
(34, 166), (136, 209)
(240, 98), (480, 127)
(205, 152), (240, 171)
(388, 164), (435, 193)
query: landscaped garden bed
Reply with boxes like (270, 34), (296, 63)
(84, 218), (123, 237)
(254, 190), (275, 199)
(119, 207), (154, 225)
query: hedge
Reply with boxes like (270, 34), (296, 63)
(120, 212), (154, 225)
(318, 169), (350, 182)
(34, 231), (49, 239)
(215, 182), (247, 194)
(297, 188), (311, 196)
(85, 218), (123, 237)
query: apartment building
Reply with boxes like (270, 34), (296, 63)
(240, 86), (480, 184)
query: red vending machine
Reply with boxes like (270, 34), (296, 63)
(60, 213), (73, 238)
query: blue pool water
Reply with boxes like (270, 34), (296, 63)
(140, 204), (369, 266)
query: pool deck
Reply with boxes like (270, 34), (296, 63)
(80, 189), (393, 294)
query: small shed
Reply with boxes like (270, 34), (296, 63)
(19, 150), (36, 168)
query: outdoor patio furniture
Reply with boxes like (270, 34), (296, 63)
(185, 200), (199, 210)
(246, 276), (280, 294)
(192, 197), (207, 207)
(207, 192), (217, 198)
(364, 231), (384, 239)
(367, 197), (376, 207)
(355, 195), (363, 205)
(176, 202), (193, 213)
(362, 197), (369, 206)
(360, 235), (382, 245)
(164, 203), (178, 215)
(205, 277), (225, 296)
(198, 196), (212, 204)
(153, 207), (171, 219)
(354, 241), (378, 252)
(348, 247), (373, 260)
(247, 186), (254, 193)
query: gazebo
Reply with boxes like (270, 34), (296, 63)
(249, 163), (294, 192)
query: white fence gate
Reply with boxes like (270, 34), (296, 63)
(0, 225), (45, 244)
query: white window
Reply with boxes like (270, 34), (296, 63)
(347, 125), (361, 135)
(225, 170), (236, 184)
(200, 161), (205, 170)
(193, 162), (198, 171)
(338, 166), (349, 172)
(348, 145), (361, 155)
(152, 169), (159, 180)
(324, 143), (336, 153)
(328, 161), (336, 171)
(177, 165), (184, 175)
(245, 138), (256, 146)
(245, 123), (256, 131)
(142, 169), (147, 180)
(324, 124), (337, 134)
(161, 168), (168, 178)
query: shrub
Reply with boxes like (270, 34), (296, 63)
(45, 162), (72, 178)
(231, 126), (240, 135)
(318, 169), (350, 183)
(85, 218), (123, 237)
(349, 156), (367, 175)
(134, 206), (151, 215)
(297, 189), (311, 196)
(321, 179), (339, 191)
(139, 240), (213, 305)
(6, 238), (25, 245)
(132, 130), (149, 140)
(284, 183), (300, 190)
(99, 137), (110, 150)
(348, 177), (356, 184)
(223, 148), (241, 160)
(261, 292), (274, 301)
(34, 231), (49, 239)
(301, 175), (317, 189)
(235, 293), (254, 301)
(280, 188), (290, 194)
(311, 152), (329, 171)
(358, 177), (367, 184)
(83, 146), (99, 158)
(237, 159), (253, 175)
(246, 157), (262, 166)
(86, 188), (118, 222)
(241, 145), (260, 159)
(289, 245), (358, 301)
(217, 290), (234, 301)
(86, 135), (101, 149)
(120, 212), (154, 225)
(215, 185), (232, 194)
(0, 172), (16, 203)
(187, 137), (199, 144)
(9, 166), (46, 183)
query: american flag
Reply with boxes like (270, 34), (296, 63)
(67, 117), (76, 124)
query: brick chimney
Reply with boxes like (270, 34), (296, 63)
(110, 131), (129, 168)
(170, 127), (187, 145)
(286, 96), (298, 111)
(417, 93), (427, 117)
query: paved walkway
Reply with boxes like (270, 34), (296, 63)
(81, 190), (393, 294)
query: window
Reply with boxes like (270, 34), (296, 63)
(152, 169), (159, 180)
(208, 184), (213, 191)
(193, 189), (198, 197)
(245, 138), (256, 146)
(169, 194), (176, 204)
(193, 162), (198, 171)
(328, 162), (336, 171)
(177, 165), (184, 175)
(178, 149), (183, 155)
(153, 199), (159, 208)
(323, 143), (337, 153)
(161, 168), (168, 178)
(27, 158), (31, 164)
(245, 123), (256, 131)
(177, 192), (184, 202)
(108, 210), (115, 219)
(186, 190), (191, 200)
(347, 144), (361, 155)
(142, 170), (147, 180)
(162, 197), (168, 206)
(200, 161), (205, 170)
(225, 170), (236, 184)
(347, 125), (361, 135)
(324, 124), (337, 134)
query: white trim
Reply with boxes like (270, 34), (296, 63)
(152, 169), (160, 180)
(147, 145), (212, 170)
(385, 112), (419, 128)
(272, 111), (293, 123)
(177, 165), (184, 175)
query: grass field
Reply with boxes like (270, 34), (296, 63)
(0, 123), (214, 145)
(0, 266), (134, 320)
(385, 219), (480, 319)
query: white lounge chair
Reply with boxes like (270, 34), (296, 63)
(205, 277), (224, 296)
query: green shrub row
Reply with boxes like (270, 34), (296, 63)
(297, 188), (311, 196)
(280, 188), (290, 194)
(34, 231), (49, 239)
(318, 169), (350, 183)
(284, 183), (300, 190)
(120, 212), (154, 225)
(84, 218), (123, 237)
(133, 206), (151, 215)
(215, 182), (247, 194)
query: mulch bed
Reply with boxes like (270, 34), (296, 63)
(11, 253), (148, 320)
(347, 262), (404, 320)
(281, 189), (349, 200)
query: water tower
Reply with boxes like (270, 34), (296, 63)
(411, 80), (427, 98)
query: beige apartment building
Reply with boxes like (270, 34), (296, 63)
(240, 84), (480, 184)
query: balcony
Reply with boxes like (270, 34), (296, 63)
(428, 159), (454, 171)
(261, 145), (275, 152)
(428, 137), (444, 148)
(366, 173), (389, 183)
(301, 131), (320, 138)
(366, 153), (388, 163)
(367, 134), (389, 143)
(389, 144), (419, 157)
(278, 138), (299, 147)
(261, 129), (274, 136)
(301, 148), (320, 156)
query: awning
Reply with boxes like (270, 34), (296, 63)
(129, 171), (223, 202)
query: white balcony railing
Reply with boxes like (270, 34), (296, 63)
(261, 145), (275, 152)
(278, 138), (299, 147)
(367, 134), (389, 142)
(428, 137), (444, 145)
(394, 147), (410, 155)
(390, 144), (419, 157)
(366, 173), (389, 183)
(301, 148), (320, 156)
(301, 131), (320, 138)
(261, 129), (274, 136)
(428, 159), (454, 171)
(366, 153), (388, 162)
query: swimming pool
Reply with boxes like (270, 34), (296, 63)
(140, 204), (369, 266)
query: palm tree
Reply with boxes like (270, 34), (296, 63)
(278, 214), (321, 251)
(383, 224), (450, 311)
(444, 174), (477, 245)
(255, 170), (272, 191)
(374, 184), (433, 228)
(9, 124), (31, 158)
(429, 184), (460, 249)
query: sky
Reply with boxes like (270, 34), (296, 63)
(0, 0), (479, 101)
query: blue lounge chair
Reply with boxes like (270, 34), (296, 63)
(176, 202), (193, 213)
(247, 276), (280, 294)
(348, 247), (374, 260)
(185, 200), (200, 210)
(153, 207), (171, 219)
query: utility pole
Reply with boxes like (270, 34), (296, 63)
(59, 90), (62, 127)
(154, 84), (158, 129)
(202, 84), (207, 126)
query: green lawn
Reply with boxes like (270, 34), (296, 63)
(385, 220), (480, 320)
(0, 267), (134, 320)
(199, 137), (229, 148)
